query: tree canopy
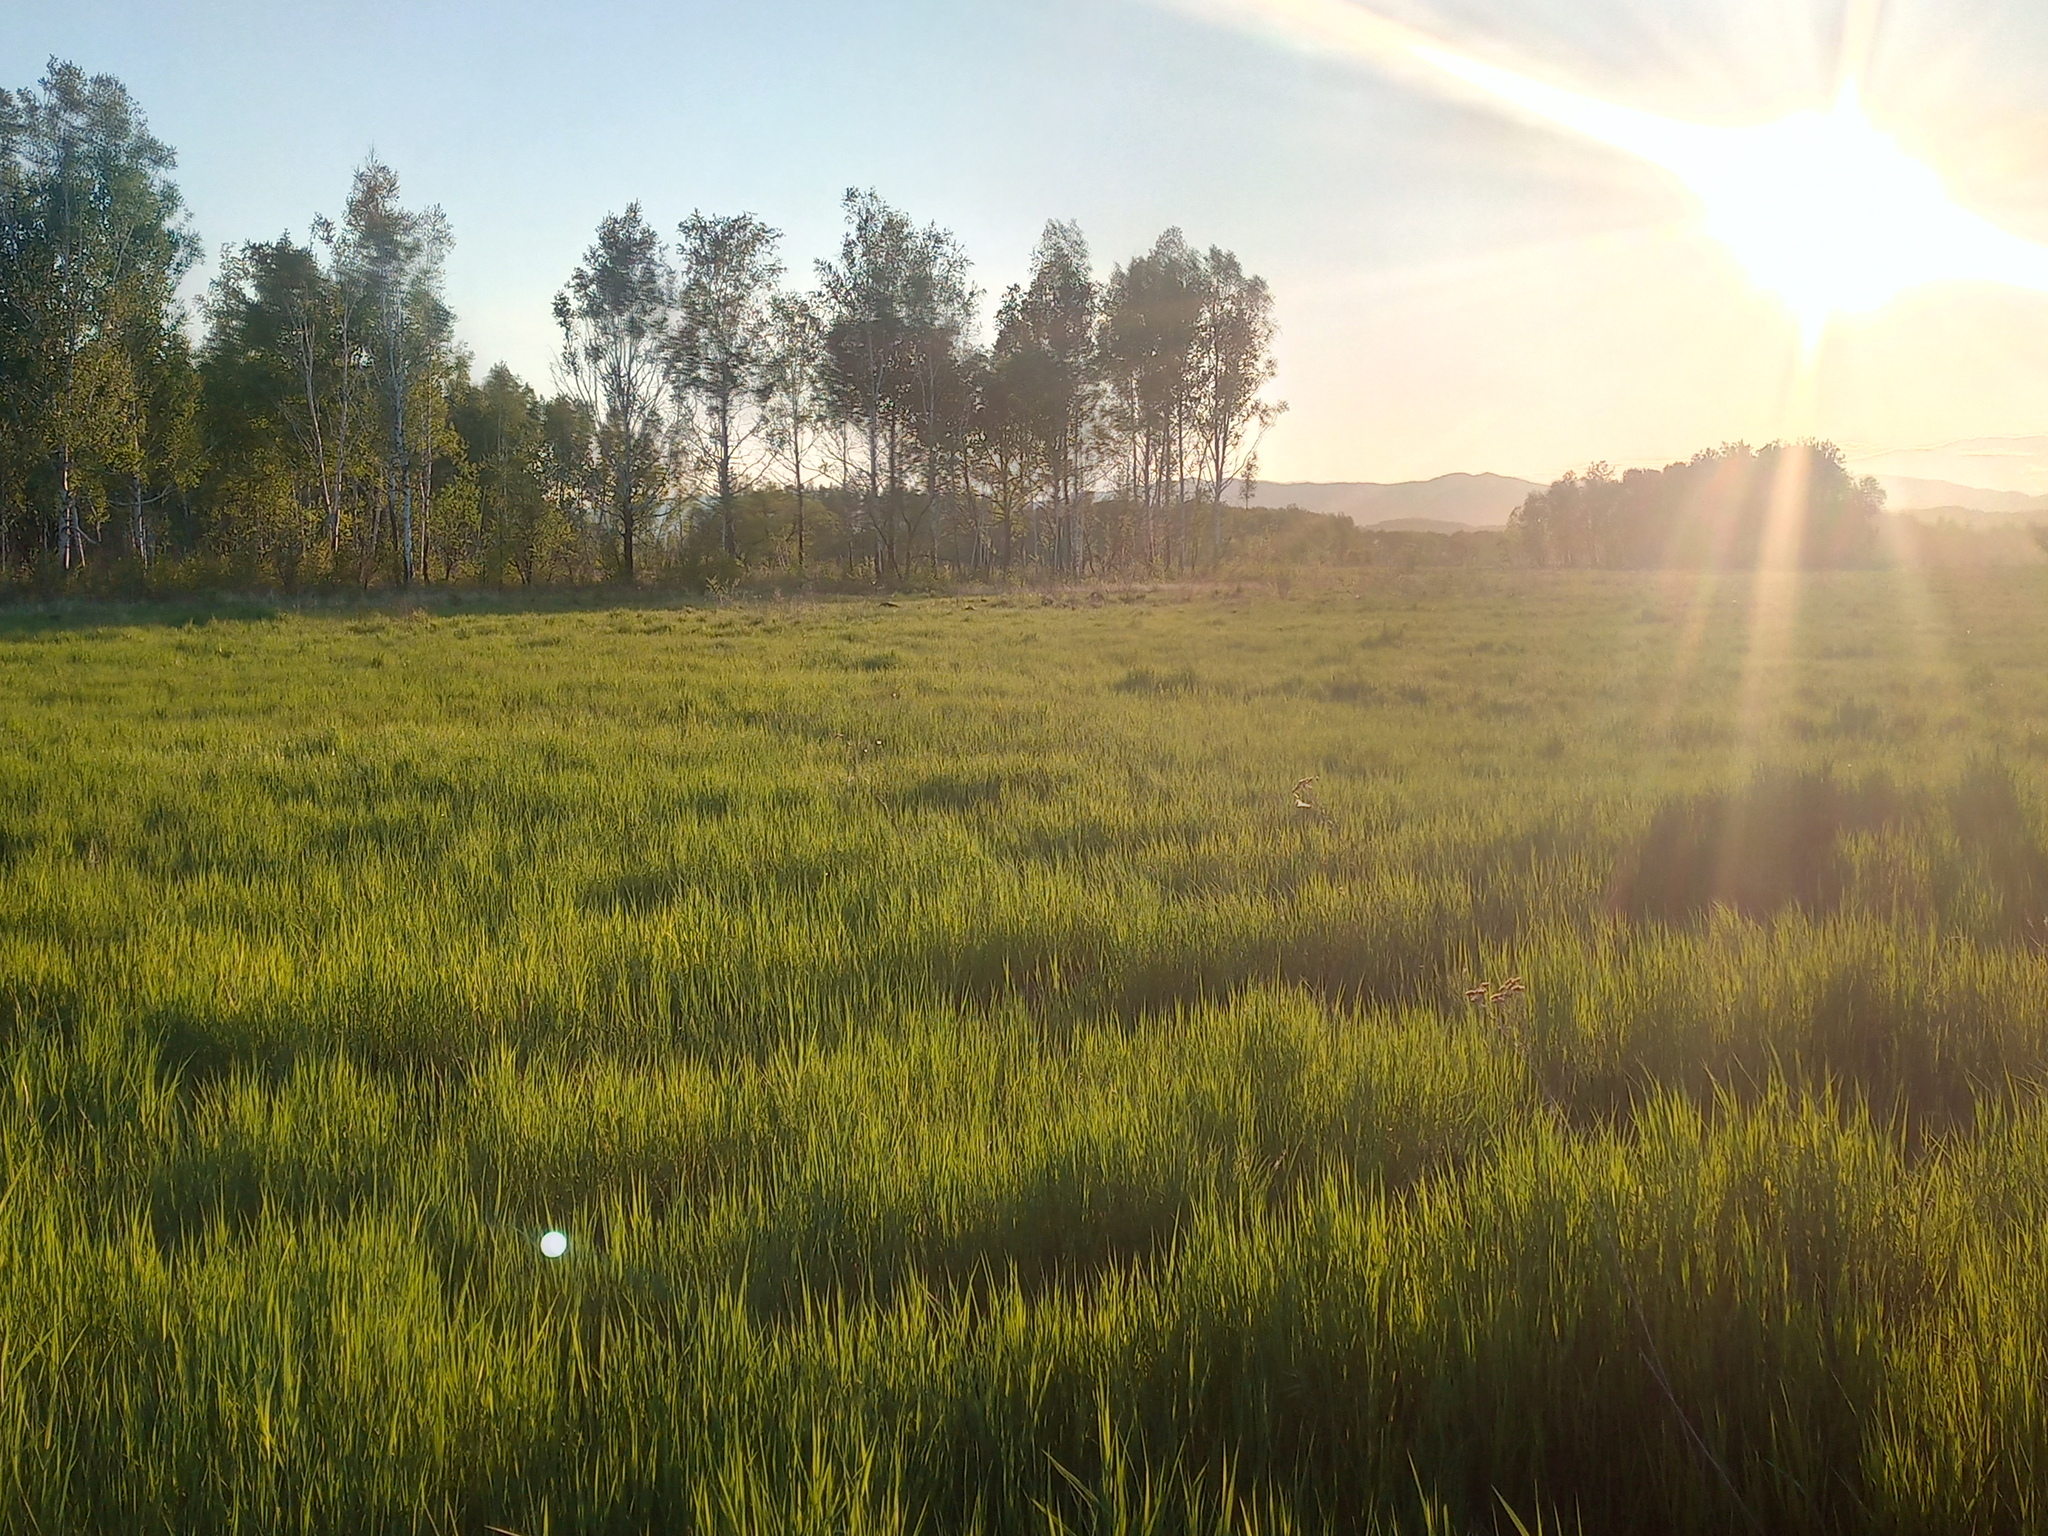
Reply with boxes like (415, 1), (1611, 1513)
(1509, 443), (1886, 570)
(9, 57), (1924, 596)
(0, 60), (1291, 590)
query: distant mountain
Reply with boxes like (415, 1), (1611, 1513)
(1871, 476), (2048, 515)
(1239, 472), (1542, 528)
(1242, 464), (2048, 522)
(1361, 516), (1482, 533)
(1851, 437), (2048, 498)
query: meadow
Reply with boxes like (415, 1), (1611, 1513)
(4, 568), (2048, 1534)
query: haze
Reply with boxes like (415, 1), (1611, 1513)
(10, 0), (2048, 484)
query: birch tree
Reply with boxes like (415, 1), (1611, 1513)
(332, 158), (452, 586)
(901, 237), (978, 577)
(202, 237), (363, 579)
(761, 291), (827, 574)
(0, 60), (195, 570)
(973, 333), (1041, 575)
(818, 191), (915, 580)
(670, 212), (782, 560)
(817, 190), (973, 580)
(1101, 232), (1203, 571)
(999, 221), (1097, 574)
(1194, 247), (1282, 565)
(554, 205), (673, 582)
(451, 363), (558, 584)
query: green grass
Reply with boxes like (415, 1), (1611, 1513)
(5, 569), (2048, 1532)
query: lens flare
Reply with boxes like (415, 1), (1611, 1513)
(1182, 0), (2048, 336)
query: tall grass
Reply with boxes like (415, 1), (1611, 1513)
(3, 569), (2048, 1531)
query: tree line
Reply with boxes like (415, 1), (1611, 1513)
(1, 62), (1283, 591)
(1509, 442), (1886, 569)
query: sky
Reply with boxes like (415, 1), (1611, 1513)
(8, 0), (2048, 486)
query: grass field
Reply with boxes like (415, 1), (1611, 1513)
(5, 568), (2048, 1533)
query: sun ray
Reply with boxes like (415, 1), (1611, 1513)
(1175, 0), (2048, 336)
(1874, 519), (1965, 772)
(1729, 443), (1818, 780)
(1837, 0), (1885, 87)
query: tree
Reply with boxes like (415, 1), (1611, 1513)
(972, 334), (1040, 575)
(554, 205), (672, 582)
(0, 59), (196, 571)
(761, 291), (827, 574)
(899, 237), (979, 578)
(1, 85), (1295, 590)
(818, 190), (914, 580)
(671, 212), (782, 561)
(996, 221), (1097, 574)
(1510, 442), (1884, 569)
(202, 236), (359, 581)
(818, 190), (976, 581)
(451, 362), (557, 584)
(1508, 462), (1616, 568)
(111, 305), (199, 566)
(331, 157), (453, 586)
(539, 393), (600, 579)
(1101, 231), (1203, 572)
(1193, 247), (1282, 566)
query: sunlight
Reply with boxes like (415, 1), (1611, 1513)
(1427, 55), (2048, 340)
(1195, 0), (2048, 338)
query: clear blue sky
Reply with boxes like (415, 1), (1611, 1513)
(10, 0), (2048, 483)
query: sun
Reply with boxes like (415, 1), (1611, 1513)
(1678, 90), (1965, 334)
(1410, 48), (2048, 341)
(1193, 0), (2048, 339)
(1570, 85), (2048, 342)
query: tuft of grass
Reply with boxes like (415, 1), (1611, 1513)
(1111, 664), (1199, 696)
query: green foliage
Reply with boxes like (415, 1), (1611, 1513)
(4, 65), (1291, 592)
(0, 58), (198, 570)
(449, 363), (576, 585)
(4, 568), (2048, 1530)
(1511, 443), (1885, 570)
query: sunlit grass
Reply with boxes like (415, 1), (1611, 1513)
(4, 569), (2048, 1531)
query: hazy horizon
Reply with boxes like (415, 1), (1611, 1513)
(9, 0), (2048, 486)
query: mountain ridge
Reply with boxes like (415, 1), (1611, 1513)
(1243, 467), (2048, 526)
(1241, 472), (1541, 529)
(1869, 476), (2048, 516)
(1850, 437), (2048, 499)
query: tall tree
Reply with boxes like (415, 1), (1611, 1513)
(451, 362), (557, 584)
(554, 205), (672, 582)
(0, 59), (196, 570)
(972, 334), (1041, 575)
(202, 236), (360, 581)
(818, 190), (914, 580)
(111, 304), (199, 565)
(539, 393), (600, 578)
(817, 190), (974, 580)
(901, 234), (979, 577)
(997, 221), (1097, 574)
(331, 157), (453, 586)
(1101, 231), (1203, 572)
(670, 212), (782, 560)
(1193, 247), (1282, 566)
(761, 291), (827, 575)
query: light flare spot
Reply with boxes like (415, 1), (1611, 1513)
(1192, 0), (2048, 335)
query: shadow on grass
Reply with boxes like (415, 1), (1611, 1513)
(0, 583), (822, 638)
(1610, 758), (2048, 935)
(0, 594), (284, 637)
(1608, 767), (1908, 922)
